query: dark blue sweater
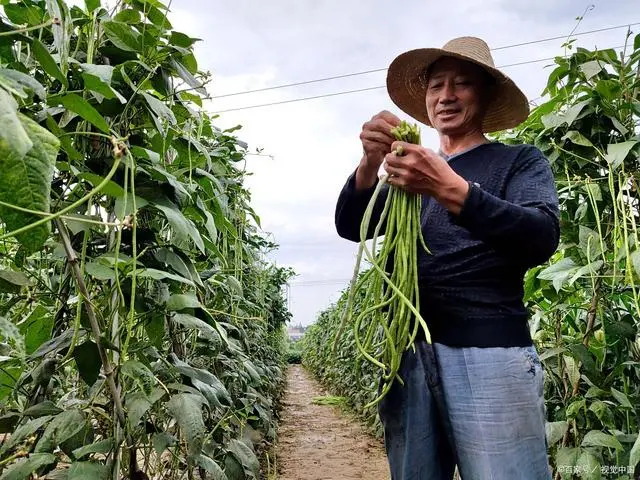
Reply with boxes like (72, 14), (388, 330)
(335, 142), (560, 348)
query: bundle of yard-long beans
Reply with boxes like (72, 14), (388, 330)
(334, 120), (432, 408)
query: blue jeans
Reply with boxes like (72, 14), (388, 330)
(378, 341), (552, 480)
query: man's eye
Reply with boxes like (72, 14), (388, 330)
(429, 82), (443, 89)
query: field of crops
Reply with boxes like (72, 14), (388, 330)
(0, 0), (294, 478)
(303, 35), (640, 479)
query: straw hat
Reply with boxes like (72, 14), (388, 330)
(386, 36), (530, 133)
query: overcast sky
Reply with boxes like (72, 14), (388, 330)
(162, 0), (638, 327)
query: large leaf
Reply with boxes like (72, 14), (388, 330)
(581, 430), (624, 450)
(0, 270), (30, 293)
(0, 89), (32, 160)
(135, 268), (194, 286)
(172, 313), (220, 343)
(538, 258), (578, 291)
(575, 450), (600, 480)
(0, 112), (58, 253)
(166, 393), (205, 458)
(227, 439), (259, 479)
(605, 141), (638, 170)
(0, 68), (46, 99)
(121, 360), (157, 394)
(102, 21), (142, 52)
(166, 293), (201, 311)
(67, 462), (109, 480)
(35, 409), (86, 453)
(630, 433), (640, 471)
(197, 455), (228, 480)
(610, 387), (633, 408)
(32, 38), (67, 87)
(153, 198), (205, 253)
(59, 93), (110, 133)
(73, 340), (101, 386)
(17, 305), (53, 355)
(0, 416), (51, 456)
(143, 92), (177, 126)
(0, 453), (56, 480)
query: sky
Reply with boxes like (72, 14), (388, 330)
(158, 0), (639, 327)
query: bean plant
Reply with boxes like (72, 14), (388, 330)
(0, 0), (292, 479)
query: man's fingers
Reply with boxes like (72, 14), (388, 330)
(376, 110), (402, 127)
(361, 129), (394, 146)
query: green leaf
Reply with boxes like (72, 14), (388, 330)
(121, 360), (157, 394)
(605, 140), (638, 170)
(18, 305), (53, 355)
(73, 341), (101, 386)
(22, 401), (62, 418)
(170, 58), (206, 95)
(0, 270), (30, 293)
(564, 356), (580, 391)
(166, 293), (201, 311)
(152, 432), (177, 454)
(0, 416), (51, 456)
(79, 63), (114, 84)
(0, 113), (58, 253)
(579, 60), (602, 80)
(0, 453), (56, 480)
(610, 387), (632, 408)
(125, 390), (162, 427)
(197, 455), (228, 480)
(67, 462), (109, 480)
(153, 198), (205, 253)
(0, 88), (32, 159)
(581, 430), (624, 450)
(172, 313), (220, 343)
(136, 268), (194, 286)
(32, 39), (67, 87)
(538, 258), (578, 291)
(35, 410), (86, 453)
(82, 73), (125, 103)
(562, 130), (593, 147)
(114, 192), (148, 219)
(114, 8), (141, 23)
(227, 439), (259, 478)
(556, 448), (580, 478)
(59, 93), (110, 133)
(630, 433), (640, 470)
(84, 262), (116, 281)
(78, 172), (124, 197)
(166, 393), (205, 458)
(102, 21), (142, 52)
(3, 4), (44, 25)
(142, 92), (176, 126)
(154, 247), (201, 286)
(584, 182), (601, 201)
(71, 438), (114, 459)
(85, 0), (100, 12)
(588, 401), (615, 429)
(575, 450), (601, 480)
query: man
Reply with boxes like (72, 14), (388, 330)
(334, 37), (560, 479)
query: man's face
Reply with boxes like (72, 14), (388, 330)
(424, 57), (491, 136)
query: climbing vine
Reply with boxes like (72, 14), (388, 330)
(0, 0), (292, 478)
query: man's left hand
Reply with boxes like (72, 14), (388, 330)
(383, 141), (470, 215)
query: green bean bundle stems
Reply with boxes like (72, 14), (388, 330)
(334, 120), (432, 409)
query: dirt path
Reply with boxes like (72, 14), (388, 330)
(275, 365), (390, 480)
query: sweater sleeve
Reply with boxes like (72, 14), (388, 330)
(452, 147), (560, 267)
(335, 168), (390, 242)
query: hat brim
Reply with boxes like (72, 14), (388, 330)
(386, 48), (530, 133)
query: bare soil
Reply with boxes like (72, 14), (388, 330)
(275, 365), (391, 480)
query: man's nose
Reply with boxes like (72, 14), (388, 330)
(440, 83), (457, 102)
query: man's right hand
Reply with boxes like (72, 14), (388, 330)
(356, 110), (401, 190)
